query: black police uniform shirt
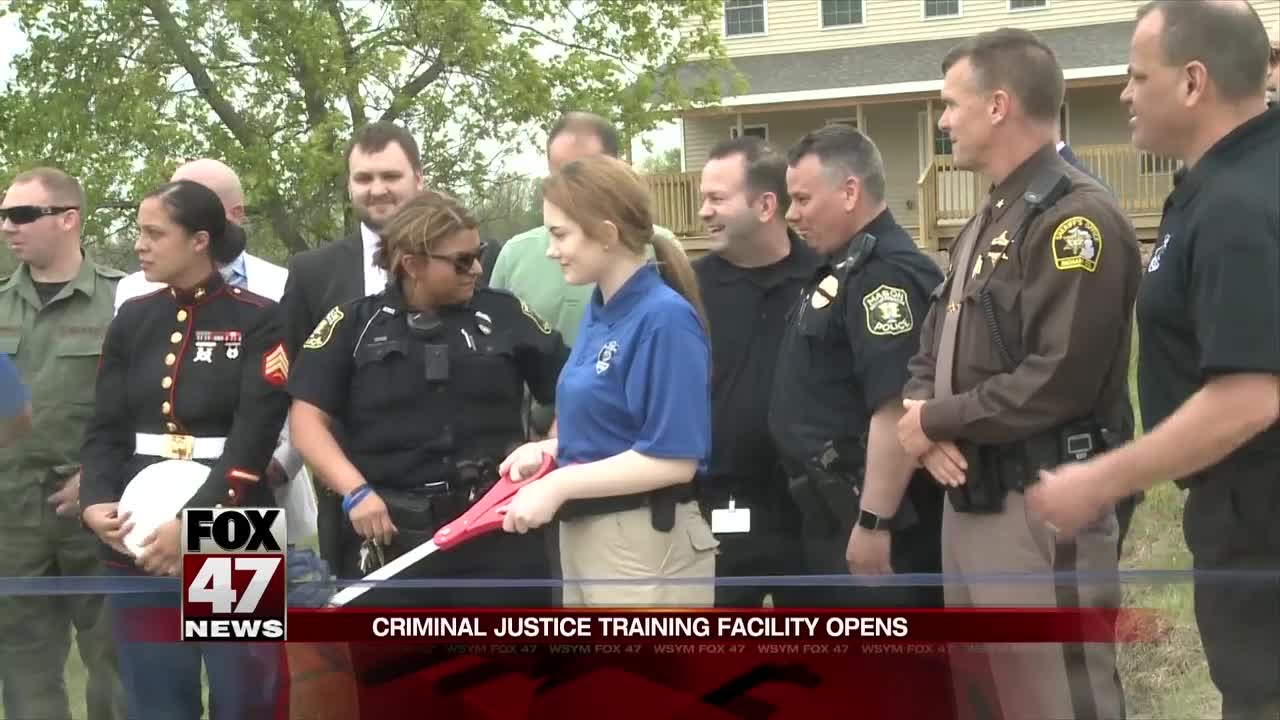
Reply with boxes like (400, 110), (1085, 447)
(768, 209), (943, 469)
(80, 272), (292, 564)
(287, 283), (569, 490)
(1137, 106), (1280, 472)
(693, 229), (821, 500)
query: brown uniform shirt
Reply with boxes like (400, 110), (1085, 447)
(904, 144), (1141, 445)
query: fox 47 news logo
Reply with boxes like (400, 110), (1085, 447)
(181, 508), (287, 641)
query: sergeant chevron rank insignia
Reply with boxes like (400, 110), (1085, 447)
(863, 285), (913, 336)
(303, 306), (344, 349)
(262, 343), (289, 386)
(1052, 216), (1102, 272)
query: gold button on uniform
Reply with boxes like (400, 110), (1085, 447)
(165, 353), (176, 366)
(162, 401), (172, 415)
(227, 489), (236, 498)
(165, 422), (178, 432)
(161, 377), (172, 389)
(194, 288), (205, 299)
(170, 332), (182, 344)
(176, 310), (188, 322)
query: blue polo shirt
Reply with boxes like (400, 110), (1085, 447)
(555, 264), (711, 476)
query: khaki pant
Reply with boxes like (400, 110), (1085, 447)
(943, 491), (1123, 720)
(559, 501), (718, 607)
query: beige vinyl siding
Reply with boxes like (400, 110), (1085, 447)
(695, 0), (1144, 58)
(1064, 84), (1129, 147)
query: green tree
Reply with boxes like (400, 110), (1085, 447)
(0, 0), (731, 267)
(639, 147), (682, 175)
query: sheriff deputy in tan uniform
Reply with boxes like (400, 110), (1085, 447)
(896, 29), (1141, 720)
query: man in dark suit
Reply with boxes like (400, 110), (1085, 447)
(279, 121), (424, 567)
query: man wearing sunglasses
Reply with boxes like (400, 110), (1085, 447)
(0, 167), (127, 720)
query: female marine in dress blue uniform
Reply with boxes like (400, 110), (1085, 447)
(80, 181), (290, 719)
(500, 155), (719, 607)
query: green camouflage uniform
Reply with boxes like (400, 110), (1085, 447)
(0, 255), (126, 720)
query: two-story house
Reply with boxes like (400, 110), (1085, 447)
(649, 0), (1280, 256)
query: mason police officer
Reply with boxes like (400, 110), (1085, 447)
(694, 136), (817, 607)
(898, 29), (1141, 720)
(1030, 3), (1280, 718)
(769, 124), (944, 608)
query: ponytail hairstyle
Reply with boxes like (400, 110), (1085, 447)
(142, 180), (247, 265)
(540, 155), (708, 331)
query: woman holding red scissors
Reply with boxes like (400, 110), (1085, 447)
(500, 155), (719, 607)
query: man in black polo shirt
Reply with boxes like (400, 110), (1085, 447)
(769, 125), (945, 608)
(1029, 3), (1280, 717)
(693, 137), (818, 607)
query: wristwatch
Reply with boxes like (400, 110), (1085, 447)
(856, 507), (893, 531)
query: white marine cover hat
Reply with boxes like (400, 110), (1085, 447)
(117, 459), (209, 556)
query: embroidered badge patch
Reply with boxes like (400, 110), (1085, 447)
(1051, 216), (1102, 272)
(596, 340), (619, 375)
(262, 343), (290, 386)
(862, 284), (914, 337)
(303, 306), (344, 349)
(519, 299), (552, 335)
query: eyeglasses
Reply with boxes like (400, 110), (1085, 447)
(427, 241), (488, 274)
(0, 205), (78, 226)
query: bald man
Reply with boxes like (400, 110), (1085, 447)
(113, 159), (315, 543)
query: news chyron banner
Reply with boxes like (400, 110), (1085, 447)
(181, 507), (287, 641)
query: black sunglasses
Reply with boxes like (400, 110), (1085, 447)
(0, 205), (78, 226)
(427, 241), (488, 274)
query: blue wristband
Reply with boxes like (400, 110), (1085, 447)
(342, 485), (373, 515)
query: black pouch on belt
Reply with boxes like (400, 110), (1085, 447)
(948, 443), (1005, 514)
(374, 485), (456, 559)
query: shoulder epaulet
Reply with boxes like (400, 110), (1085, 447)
(478, 287), (552, 335)
(226, 286), (273, 308)
(1023, 169), (1072, 213)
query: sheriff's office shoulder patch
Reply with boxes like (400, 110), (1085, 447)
(303, 306), (344, 349)
(262, 343), (290, 386)
(519, 298), (552, 335)
(862, 284), (913, 337)
(1051, 216), (1102, 272)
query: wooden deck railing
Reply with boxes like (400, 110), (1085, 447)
(642, 170), (704, 237)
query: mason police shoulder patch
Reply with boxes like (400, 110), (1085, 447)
(303, 306), (344, 350)
(862, 284), (913, 337)
(1051, 216), (1102, 272)
(519, 298), (552, 335)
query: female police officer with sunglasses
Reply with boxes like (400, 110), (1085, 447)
(288, 190), (568, 607)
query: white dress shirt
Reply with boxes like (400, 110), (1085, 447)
(361, 224), (388, 296)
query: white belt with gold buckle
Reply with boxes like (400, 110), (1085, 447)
(134, 433), (226, 461)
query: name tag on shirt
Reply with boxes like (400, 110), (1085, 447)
(711, 499), (751, 534)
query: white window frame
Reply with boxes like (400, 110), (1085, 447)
(724, 0), (768, 38)
(922, 0), (962, 21)
(728, 123), (769, 140)
(1059, 102), (1070, 144)
(818, 0), (866, 30)
(1008, 0), (1049, 12)
(826, 117), (859, 128)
